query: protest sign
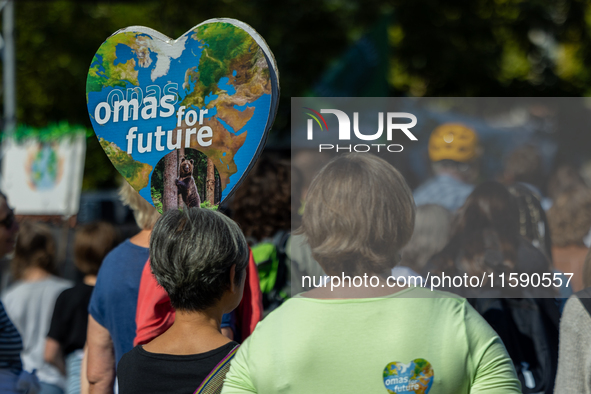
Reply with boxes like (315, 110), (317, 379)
(86, 18), (279, 213)
(1, 123), (87, 216)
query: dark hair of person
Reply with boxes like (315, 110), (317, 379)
(428, 182), (522, 277)
(231, 154), (291, 242)
(74, 222), (119, 276)
(299, 153), (415, 276)
(11, 221), (57, 280)
(504, 144), (544, 188)
(149, 208), (249, 312)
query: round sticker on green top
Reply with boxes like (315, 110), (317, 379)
(86, 18), (279, 212)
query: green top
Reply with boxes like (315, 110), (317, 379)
(222, 287), (521, 394)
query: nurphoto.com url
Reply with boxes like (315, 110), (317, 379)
(303, 272), (573, 292)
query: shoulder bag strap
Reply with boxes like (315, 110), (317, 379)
(194, 344), (240, 394)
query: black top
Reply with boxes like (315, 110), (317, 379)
(47, 283), (94, 356)
(117, 341), (239, 394)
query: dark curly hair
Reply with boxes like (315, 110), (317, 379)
(231, 154), (291, 242)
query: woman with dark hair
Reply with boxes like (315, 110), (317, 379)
(45, 222), (118, 394)
(425, 181), (559, 394)
(222, 154), (520, 394)
(424, 181), (552, 296)
(3, 221), (71, 394)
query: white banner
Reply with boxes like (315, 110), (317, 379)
(1, 135), (86, 216)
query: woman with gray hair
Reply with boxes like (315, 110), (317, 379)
(222, 153), (520, 394)
(117, 208), (248, 393)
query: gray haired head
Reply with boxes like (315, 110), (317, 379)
(149, 207), (249, 312)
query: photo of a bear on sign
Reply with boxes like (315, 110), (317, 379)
(176, 157), (201, 208)
(151, 148), (221, 212)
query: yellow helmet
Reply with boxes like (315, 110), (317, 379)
(428, 123), (479, 163)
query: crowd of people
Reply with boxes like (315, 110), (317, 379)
(0, 124), (591, 393)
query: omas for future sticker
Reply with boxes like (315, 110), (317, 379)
(383, 359), (434, 394)
(86, 18), (279, 212)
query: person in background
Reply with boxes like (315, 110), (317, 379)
(507, 183), (553, 260)
(547, 186), (591, 292)
(502, 144), (551, 210)
(424, 181), (553, 294)
(547, 164), (587, 204)
(222, 153), (520, 394)
(117, 208), (247, 394)
(554, 248), (591, 394)
(231, 154), (291, 245)
(413, 123), (480, 211)
(0, 191), (40, 393)
(85, 183), (159, 394)
(507, 183), (573, 311)
(394, 204), (452, 279)
(45, 222), (118, 394)
(3, 221), (71, 394)
(231, 154), (291, 311)
(425, 182), (559, 393)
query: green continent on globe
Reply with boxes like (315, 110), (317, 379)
(182, 22), (272, 132)
(86, 32), (140, 98)
(88, 22), (272, 194)
(181, 22), (272, 188)
(99, 138), (152, 190)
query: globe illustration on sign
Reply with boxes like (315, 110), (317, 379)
(86, 19), (278, 208)
(27, 143), (63, 190)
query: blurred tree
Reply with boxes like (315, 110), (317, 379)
(389, 0), (591, 96)
(1, 0), (591, 189)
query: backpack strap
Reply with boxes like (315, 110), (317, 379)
(194, 344), (240, 394)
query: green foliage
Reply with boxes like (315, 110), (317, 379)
(200, 200), (219, 210)
(5, 122), (90, 144)
(6, 0), (591, 191)
(151, 186), (163, 212)
(87, 31), (140, 95)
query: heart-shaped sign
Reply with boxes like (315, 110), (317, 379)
(86, 18), (279, 212)
(383, 359), (434, 394)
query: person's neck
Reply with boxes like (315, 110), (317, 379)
(130, 229), (151, 248)
(21, 267), (50, 282)
(143, 308), (231, 355)
(83, 275), (97, 286)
